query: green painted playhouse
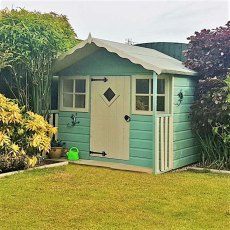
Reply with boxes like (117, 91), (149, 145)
(52, 34), (200, 174)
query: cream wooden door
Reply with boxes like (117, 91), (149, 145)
(90, 76), (130, 160)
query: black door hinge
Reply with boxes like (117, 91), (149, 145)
(91, 77), (108, 82)
(90, 151), (107, 156)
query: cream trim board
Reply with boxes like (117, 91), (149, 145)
(158, 76), (170, 114)
(171, 76), (175, 115)
(132, 75), (169, 115)
(59, 76), (90, 112)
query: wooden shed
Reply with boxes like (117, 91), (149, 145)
(52, 34), (200, 174)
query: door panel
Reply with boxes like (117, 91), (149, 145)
(90, 76), (130, 160)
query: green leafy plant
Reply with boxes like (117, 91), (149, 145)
(51, 139), (66, 148)
(197, 134), (230, 170)
(0, 8), (79, 117)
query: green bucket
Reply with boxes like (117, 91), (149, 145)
(66, 147), (79, 161)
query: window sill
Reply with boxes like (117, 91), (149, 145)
(59, 107), (89, 113)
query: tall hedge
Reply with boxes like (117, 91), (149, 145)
(0, 9), (78, 117)
(184, 22), (230, 169)
(184, 21), (230, 133)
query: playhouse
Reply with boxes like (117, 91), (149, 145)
(52, 34), (200, 174)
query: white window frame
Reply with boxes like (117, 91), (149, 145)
(59, 76), (89, 112)
(157, 76), (169, 114)
(132, 75), (169, 115)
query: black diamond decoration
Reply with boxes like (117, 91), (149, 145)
(103, 87), (115, 102)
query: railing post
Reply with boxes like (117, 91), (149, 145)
(155, 117), (159, 173)
(169, 116), (173, 169)
(164, 117), (168, 170)
(152, 72), (158, 174)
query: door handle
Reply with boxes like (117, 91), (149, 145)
(124, 115), (131, 122)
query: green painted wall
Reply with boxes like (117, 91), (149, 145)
(58, 112), (90, 159)
(57, 44), (152, 76)
(173, 76), (200, 168)
(58, 112), (153, 168)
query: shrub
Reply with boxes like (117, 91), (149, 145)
(0, 152), (38, 173)
(0, 93), (57, 159)
(189, 76), (230, 169)
(0, 8), (78, 117)
(190, 76), (230, 134)
(185, 21), (230, 169)
(184, 21), (230, 80)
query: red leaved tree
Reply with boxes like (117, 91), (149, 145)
(184, 22), (230, 169)
(184, 21), (230, 80)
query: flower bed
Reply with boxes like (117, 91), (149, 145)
(0, 160), (68, 178)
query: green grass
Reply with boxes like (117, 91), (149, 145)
(0, 165), (229, 230)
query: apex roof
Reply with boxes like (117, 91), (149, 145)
(52, 33), (196, 76)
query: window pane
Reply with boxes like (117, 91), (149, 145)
(75, 80), (86, 93)
(157, 96), (165, 111)
(63, 80), (74, 93)
(136, 96), (149, 111)
(157, 79), (165, 94)
(75, 95), (85, 108)
(151, 96), (153, 111)
(151, 79), (153, 94)
(136, 79), (149, 94)
(63, 94), (73, 107)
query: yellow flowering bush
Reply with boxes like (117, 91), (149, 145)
(0, 94), (57, 171)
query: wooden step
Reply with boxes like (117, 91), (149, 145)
(69, 159), (153, 174)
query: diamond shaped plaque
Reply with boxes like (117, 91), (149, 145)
(100, 87), (120, 107)
(103, 88), (115, 102)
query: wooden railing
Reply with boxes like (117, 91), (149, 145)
(48, 110), (59, 140)
(156, 114), (173, 173)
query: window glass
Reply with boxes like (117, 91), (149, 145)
(63, 93), (73, 107)
(63, 80), (74, 93)
(151, 79), (153, 94)
(134, 78), (167, 113)
(157, 96), (165, 111)
(75, 80), (86, 93)
(136, 79), (149, 94)
(151, 96), (153, 111)
(157, 79), (165, 94)
(136, 96), (149, 111)
(75, 95), (85, 108)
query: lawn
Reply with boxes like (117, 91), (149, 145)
(0, 165), (229, 230)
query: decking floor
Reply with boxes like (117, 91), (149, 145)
(46, 158), (152, 174)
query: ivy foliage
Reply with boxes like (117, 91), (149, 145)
(0, 9), (78, 116)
